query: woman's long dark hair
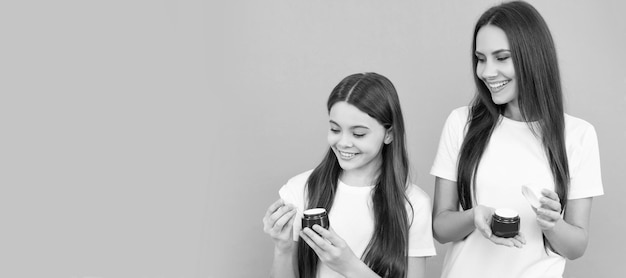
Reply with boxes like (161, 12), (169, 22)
(458, 1), (570, 211)
(298, 72), (412, 278)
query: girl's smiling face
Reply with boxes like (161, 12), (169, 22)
(475, 24), (520, 116)
(328, 101), (390, 178)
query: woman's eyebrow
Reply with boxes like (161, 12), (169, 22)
(475, 49), (510, 56)
(492, 49), (511, 55)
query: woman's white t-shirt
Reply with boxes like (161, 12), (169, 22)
(431, 106), (604, 278)
(279, 170), (436, 278)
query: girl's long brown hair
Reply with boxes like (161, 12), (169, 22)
(298, 72), (413, 278)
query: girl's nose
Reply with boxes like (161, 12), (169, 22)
(338, 135), (354, 148)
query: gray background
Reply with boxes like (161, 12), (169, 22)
(1, 0), (624, 278)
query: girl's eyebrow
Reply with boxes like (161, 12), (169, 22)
(329, 120), (370, 130)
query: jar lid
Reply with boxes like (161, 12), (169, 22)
(494, 208), (519, 218)
(304, 208), (326, 216)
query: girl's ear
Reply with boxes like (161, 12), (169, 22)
(384, 128), (393, 144)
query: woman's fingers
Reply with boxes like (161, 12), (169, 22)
(488, 235), (515, 247)
(514, 232), (527, 245)
(541, 189), (559, 201)
(488, 234), (525, 248)
(474, 206), (494, 238)
(537, 207), (561, 221)
(476, 220), (493, 238)
(540, 189), (562, 211)
(509, 233), (526, 248)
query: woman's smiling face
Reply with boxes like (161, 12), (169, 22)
(327, 101), (389, 176)
(475, 24), (519, 110)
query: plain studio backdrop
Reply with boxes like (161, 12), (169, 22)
(1, 1), (624, 278)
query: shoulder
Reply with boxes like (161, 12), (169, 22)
(281, 169), (313, 192)
(443, 106), (471, 129)
(285, 169), (314, 186)
(449, 106), (470, 121)
(279, 169), (314, 206)
(406, 183), (432, 207)
(564, 114), (598, 142)
(405, 183), (435, 234)
(438, 106), (470, 139)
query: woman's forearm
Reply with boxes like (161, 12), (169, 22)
(540, 197), (593, 260)
(543, 218), (588, 260)
(433, 208), (476, 243)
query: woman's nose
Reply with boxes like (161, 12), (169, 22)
(480, 59), (498, 79)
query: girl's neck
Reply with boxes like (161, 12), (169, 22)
(340, 167), (380, 187)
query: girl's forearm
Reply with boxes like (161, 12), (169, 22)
(433, 208), (476, 243)
(342, 260), (381, 278)
(271, 247), (298, 278)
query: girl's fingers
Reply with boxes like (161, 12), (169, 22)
(302, 226), (332, 251)
(299, 230), (316, 249)
(299, 228), (324, 254)
(263, 201), (279, 232)
(274, 208), (296, 232)
(264, 199), (285, 219)
(263, 200), (295, 231)
(312, 225), (342, 247)
(282, 210), (297, 233)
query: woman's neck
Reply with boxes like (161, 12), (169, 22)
(504, 102), (523, 121)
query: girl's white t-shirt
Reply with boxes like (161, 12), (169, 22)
(279, 170), (436, 278)
(431, 106), (604, 278)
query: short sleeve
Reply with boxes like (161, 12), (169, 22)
(407, 185), (437, 257)
(278, 170), (312, 241)
(430, 107), (469, 181)
(567, 124), (604, 199)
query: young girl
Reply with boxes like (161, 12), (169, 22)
(263, 72), (436, 278)
(431, 2), (603, 278)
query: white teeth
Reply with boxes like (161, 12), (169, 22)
(488, 80), (509, 90)
(339, 151), (356, 158)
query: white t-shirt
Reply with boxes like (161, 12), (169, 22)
(279, 169), (436, 278)
(431, 106), (604, 278)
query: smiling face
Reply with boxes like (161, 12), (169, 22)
(327, 101), (390, 180)
(475, 24), (520, 117)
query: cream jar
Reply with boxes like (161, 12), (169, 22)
(491, 208), (520, 238)
(302, 208), (330, 230)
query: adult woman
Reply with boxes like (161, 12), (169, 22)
(431, 2), (603, 277)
